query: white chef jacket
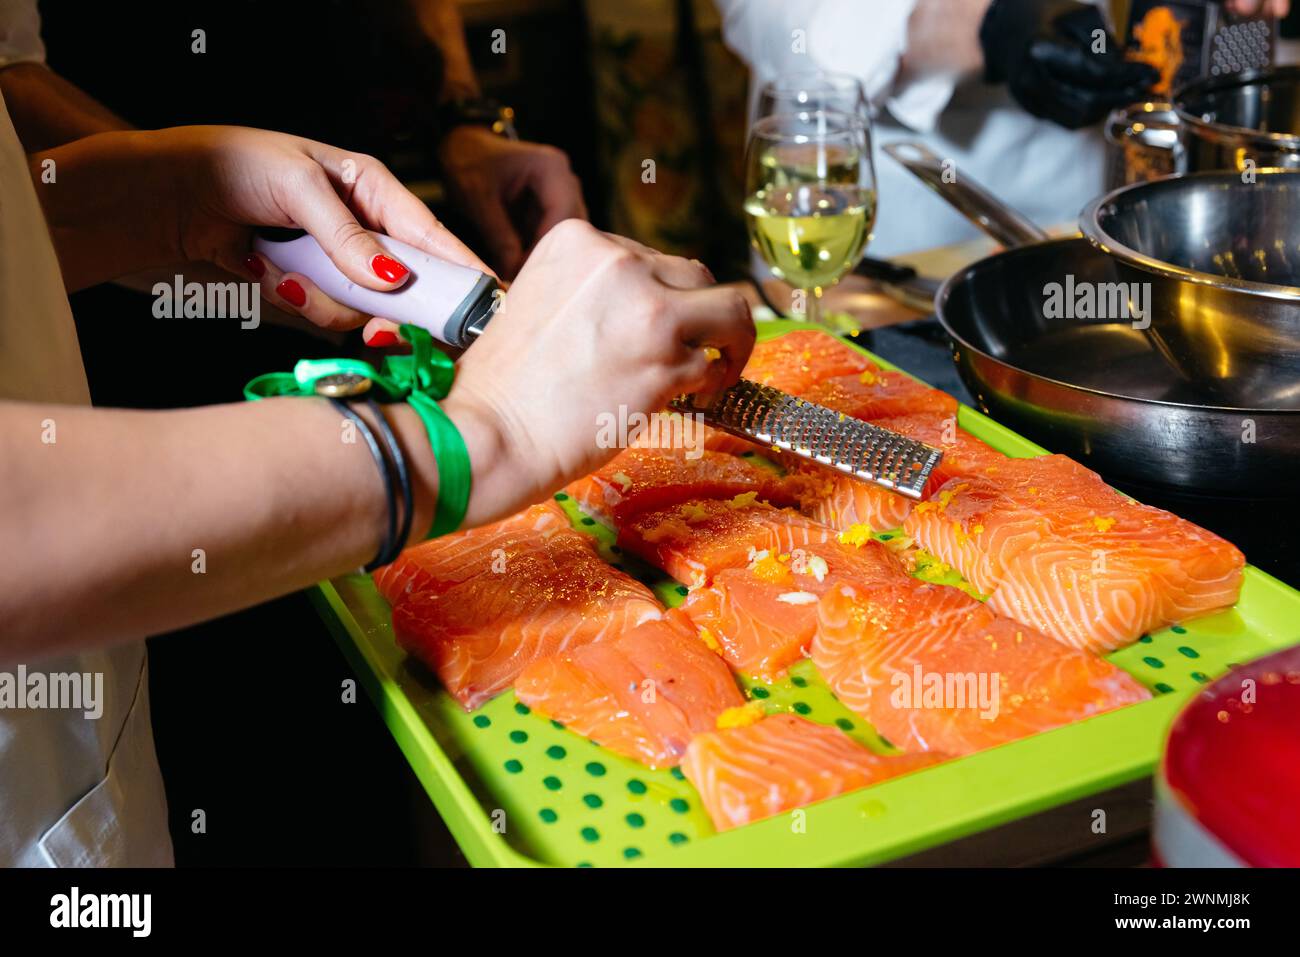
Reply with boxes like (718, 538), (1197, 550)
(0, 13), (173, 866)
(717, 0), (1108, 258)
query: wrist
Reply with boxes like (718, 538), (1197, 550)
(372, 402), (439, 547)
(439, 392), (510, 529)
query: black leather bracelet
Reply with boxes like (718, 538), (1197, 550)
(330, 398), (398, 573)
(361, 396), (415, 565)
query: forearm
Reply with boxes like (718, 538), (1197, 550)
(0, 397), (450, 662)
(29, 129), (185, 291)
(901, 0), (992, 78)
(0, 62), (130, 151)
(409, 0), (481, 102)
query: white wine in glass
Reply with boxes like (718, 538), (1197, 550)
(744, 110), (876, 327)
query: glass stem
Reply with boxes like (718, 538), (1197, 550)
(805, 286), (823, 326)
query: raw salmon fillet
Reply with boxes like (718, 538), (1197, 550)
(874, 412), (1007, 493)
(618, 498), (836, 587)
(564, 446), (793, 526)
(813, 580), (1150, 755)
(904, 455), (1245, 652)
(630, 416), (765, 458)
(681, 540), (905, 678)
(375, 501), (663, 710)
(785, 461), (916, 533)
(741, 328), (873, 394)
(801, 368), (958, 420)
(682, 713), (944, 831)
(784, 412), (1002, 534)
(515, 610), (744, 767)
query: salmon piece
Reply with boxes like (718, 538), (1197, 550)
(682, 713), (945, 831)
(801, 369), (958, 420)
(785, 462), (915, 533)
(680, 540), (905, 677)
(630, 417), (766, 458)
(618, 498), (836, 587)
(813, 582), (1150, 755)
(564, 446), (793, 526)
(373, 500), (569, 603)
(871, 412), (1007, 493)
(782, 413), (999, 534)
(376, 502), (663, 710)
(515, 610), (744, 767)
(904, 456), (1245, 652)
(742, 329), (873, 394)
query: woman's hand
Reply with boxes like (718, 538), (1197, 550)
(33, 125), (489, 330)
(438, 220), (754, 527)
(160, 126), (491, 330)
(438, 126), (587, 280)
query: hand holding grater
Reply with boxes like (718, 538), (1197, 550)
(258, 230), (943, 499)
(671, 379), (943, 500)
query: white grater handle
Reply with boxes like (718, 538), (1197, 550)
(252, 229), (499, 348)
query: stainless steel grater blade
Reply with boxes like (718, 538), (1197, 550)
(671, 379), (943, 499)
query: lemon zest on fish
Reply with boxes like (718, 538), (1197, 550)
(716, 702), (765, 729)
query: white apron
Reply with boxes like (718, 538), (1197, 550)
(0, 89), (173, 866)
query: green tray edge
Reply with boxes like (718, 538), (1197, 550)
(312, 318), (1300, 868)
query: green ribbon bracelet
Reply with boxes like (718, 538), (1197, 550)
(244, 325), (470, 539)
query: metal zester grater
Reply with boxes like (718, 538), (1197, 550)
(671, 379), (943, 499)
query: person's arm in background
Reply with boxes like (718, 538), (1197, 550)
(407, 0), (587, 279)
(0, 0), (129, 149)
(715, 0), (982, 134)
(0, 63), (128, 148)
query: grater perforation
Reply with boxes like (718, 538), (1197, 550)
(671, 379), (943, 499)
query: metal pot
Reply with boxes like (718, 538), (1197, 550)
(1107, 67), (1300, 185)
(1080, 170), (1300, 410)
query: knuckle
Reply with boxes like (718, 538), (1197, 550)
(331, 219), (372, 256)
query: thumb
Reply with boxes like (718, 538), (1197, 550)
(282, 169), (413, 292)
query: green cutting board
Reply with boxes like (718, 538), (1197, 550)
(312, 320), (1300, 867)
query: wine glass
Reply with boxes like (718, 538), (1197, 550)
(743, 109), (876, 328)
(756, 70), (868, 121)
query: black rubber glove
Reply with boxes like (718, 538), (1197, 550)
(980, 0), (1160, 130)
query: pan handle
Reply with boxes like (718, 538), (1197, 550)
(1104, 101), (1182, 153)
(882, 141), (1049, 249)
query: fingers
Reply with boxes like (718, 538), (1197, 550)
(276, 163), (419, 296)
(362, 316), (402, 346)
(522, 150), (588, 239)
(671, 285), (756, 393)
(598, 232), (714, 290)
(468, 192), (527, 279)
(651, 254), (715, 291)
(229, 249), (371, 331)
(304, 142), (493, 277)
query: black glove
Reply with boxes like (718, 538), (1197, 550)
(979, 0), (1160, 130)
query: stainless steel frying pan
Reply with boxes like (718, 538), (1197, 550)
(936, 237), (1298, 493)
(886, 143), (1299, 493)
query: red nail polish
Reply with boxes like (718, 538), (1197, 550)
(277, 278), (306, 308)
(366, 329), (399, 348)
(371, 254), (409, 284)
(243, 254), (265, 278)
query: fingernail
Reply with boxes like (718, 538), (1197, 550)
(244, 254), (265, 278)
(276, 278), (306, 308)
(371, 254), (409, 284)
(365, 329), (399, 348)
(692, 258), (716, 283)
